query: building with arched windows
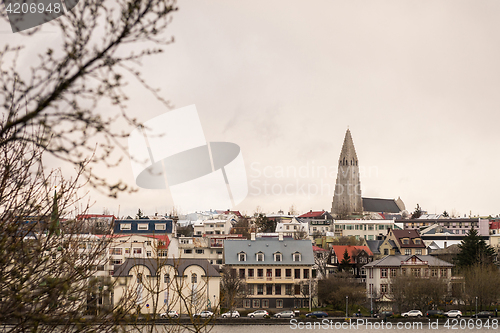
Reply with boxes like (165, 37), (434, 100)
(112, 258), (220, 315)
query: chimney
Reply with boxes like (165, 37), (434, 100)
(251, 232), (256, 241)
(279, 232), (283, 241)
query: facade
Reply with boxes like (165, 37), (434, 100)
(331, 129), (363, 217)
(178, 234), (244, 265)
(114, 219), (175, 235)
(397, 218), (489, 236)
(193, 214), (237, 236)
(333, 220), (401, 240)
(364, 255), (454, 301)
(113, 258), (220, 315)
(224, 236), (315, 310)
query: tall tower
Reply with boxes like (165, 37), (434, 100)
(331, 129), (363, 218)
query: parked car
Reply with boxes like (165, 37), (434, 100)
(444, 310), (462, 318)
(305, 311), (328, 318)
(401, 310), (423, 318)
(274, 310), (295, 318)
(425, 310), (444, 317)
(194, 311), (214, 318)
(248, 310), (269, 318)
(221, 310), (240, 318)
(375, 311), (394, 319)
(472, 311), (493, 319)
(160, 310), (179, 318)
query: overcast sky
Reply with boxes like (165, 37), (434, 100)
(4, 1), (500, 218)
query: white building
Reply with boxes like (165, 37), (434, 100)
(193, 214), (237, 236)
(333, 219), (402, 240)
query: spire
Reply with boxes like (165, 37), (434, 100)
(49, 189), (60, 236)
(339, 129), (358, 164)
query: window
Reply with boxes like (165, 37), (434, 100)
(414, 239), (421, 244)
(411, 268), (420, 277)
(256, 252), (264, 262)
(125, 248), (130, 254)
(133, 248), (142, 255)
(145, 241), (151, 246)
(405, 249), (412, 255)
(239, 269), (245, 279)
(403, 239), (409, 245)
(155, 223), (166, 230)
(248, 269), (254, 278)
(110, 248), (122, 255)
(285, 269), (292, 278)
(368, 268), (373, 279)
(380, 284), (388, 293)
(195, 249), (204, 254)
(159, 250), (168, 257)
(147, 251), (151, 257)
(266, 269), (272, 278)
(262, 299), (269, 308)
(244, 299), (251, 308)
(252, 299), (260, 308)
(191, 273), (197, 284)
(302, 285), (309, 295)
(238, 252), (246, 262)
(381, 268), (387, 278)
(257, 269), (264, 278)
(138, 223), (148, 230)
(275, 269), (281, 278)
(416, 249), (422, 255)
(390, 268), (397, 277)
(285, 285), (292, 295)
(294, 285), (301, 295)
(431, 268), (438, 277)
(180, 238), (191, 244)
(184, 249), (192, 254)
(293, 252), (301, 262)
(294, 269), (301, 279)
(111, 259), (122, 265)
(164, 274), (170, 283)
(120, 224), (131, 230)
(383, 249), (389, 255)
(266, 284), (273, 295)
(247, 284), (254, 295)
(274, 252), (282, 262)
(303, 269), (309, 279)
(257, 284), (264, 295)
(276, 299), (283, 308)
(275, 284), (281, 295)
(216, 250), (223, 254)
(440, 268), (448, 278)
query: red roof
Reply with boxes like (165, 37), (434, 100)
(313, 245), (328, 252)
(331, 245), (373, 264)
(299, 210), (326, 218)
(490, 221), (500, 229)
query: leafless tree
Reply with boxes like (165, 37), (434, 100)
(390, 274), (448, 313)
(220, 267), (246, 315)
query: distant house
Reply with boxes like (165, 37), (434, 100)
(275, 217), (309, 238)
(76, 214), (116, 234)
(224, 235), (315, 310)
(397, 218), (489, 236)
(382, 229), (427, 256)
(330, 245), (374, 281)
(193, 214), (237, 236)
(364, 255), (454, 305)
(298, 210), (333, 235)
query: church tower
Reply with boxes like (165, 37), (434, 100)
(331, 129), (363, 218)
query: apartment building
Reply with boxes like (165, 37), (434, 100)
(224, 234), (315, 309)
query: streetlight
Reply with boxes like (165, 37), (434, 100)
(476, 296), (478, 317)
(346, 296), (349, 318)
(213, 295), (216, 314)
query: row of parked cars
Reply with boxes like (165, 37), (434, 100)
(378, 309), (494, 319)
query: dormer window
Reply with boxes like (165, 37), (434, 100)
(293, 252), (301, 262)
(403, 239), (409, 245)
(274, 252), (282, 262)
(238, 252), (246, 262)
(414, 239), (421, 244)
(256, 252), (264, 262)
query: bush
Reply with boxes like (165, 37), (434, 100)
(299, 315), (306, 320)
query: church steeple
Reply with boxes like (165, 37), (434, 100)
(331, 129), (363, 218)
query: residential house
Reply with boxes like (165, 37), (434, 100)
(178, 234), (245, 265)
(333, 220), (402, 240)
(224, 234), (315, 309)
(382, 229), (427, 256)
(330, 245), (373, 281)
(193, 214), (237, 236)
(398, 218), (489, 236)
(298, 210), (333, 236)
(275, 217), (309, 238)
(364, 255), (454, 306)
